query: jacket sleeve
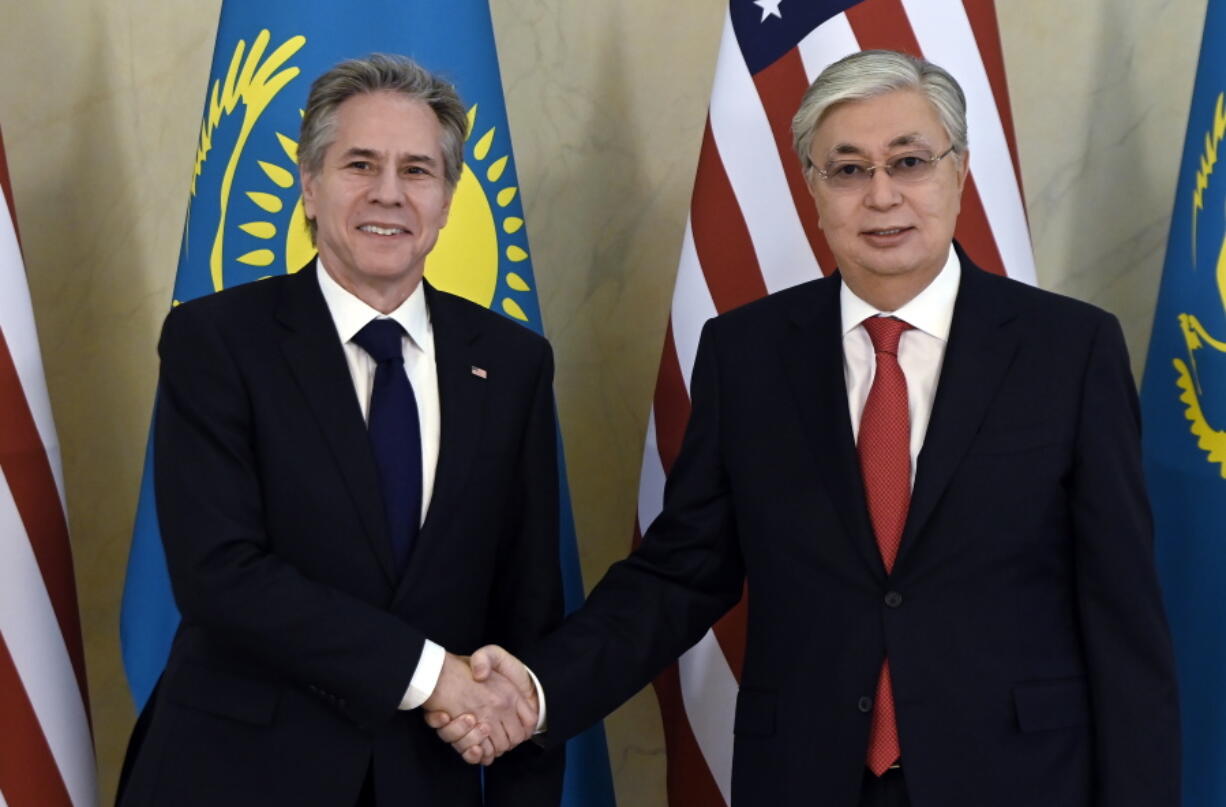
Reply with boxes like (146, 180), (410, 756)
(520, 318), (747, 746)
(154, 301), (425, 729)
(1070, 313), (1180, 806)
(482, 341), (566, 805)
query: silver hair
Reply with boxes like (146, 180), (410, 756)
(791, 50), (967, 177)
(298, 54), (468, 239)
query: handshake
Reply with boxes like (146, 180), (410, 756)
(421, 645), (537, 766)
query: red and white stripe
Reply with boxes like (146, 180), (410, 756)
(0, 130), (97, 807)
(637, 2), (1033, 802)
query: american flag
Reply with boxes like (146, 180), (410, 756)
(0, 127), (97, 807)
(635, 1), (1033, 802)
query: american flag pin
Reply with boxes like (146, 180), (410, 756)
(471, 366), (488, 379)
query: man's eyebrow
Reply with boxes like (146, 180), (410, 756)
(888, 132), (930, 149)
(827, 132), (932, 158)
(340, 147), (380, 161)
(337, 148), (438, 165)
(830, 143), (868, 157)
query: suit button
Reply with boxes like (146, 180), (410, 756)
(884, 591), (903, 608)
(858, 696), (873, 713)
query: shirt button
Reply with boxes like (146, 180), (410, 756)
(884, 591), (903, 608)
(858, 696), (874, 713)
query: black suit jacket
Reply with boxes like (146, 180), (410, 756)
(119, 262), (564, 806)
(522, 250), (1179, 806)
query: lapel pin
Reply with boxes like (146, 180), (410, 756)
(471, 366), (488, 379)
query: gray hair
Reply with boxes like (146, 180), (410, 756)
(791, 50), (967, 177)
(298, 54), (468, 239)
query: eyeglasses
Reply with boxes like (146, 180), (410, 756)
(812, 146), (957, 191)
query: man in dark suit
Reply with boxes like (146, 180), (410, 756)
(118, 54), (563, 806)
(432, 50), (1179, 806)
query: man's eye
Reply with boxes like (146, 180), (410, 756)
(833, 163), (867, 177)
(348, 161), (372, 171)
(403, 165), (428, 176)
(891, 154), (937, 176)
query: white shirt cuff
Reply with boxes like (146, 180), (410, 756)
(525, 664), (547, 733)
(400, 639), (446, 710)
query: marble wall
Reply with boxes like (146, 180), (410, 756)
(0, 0), (1206, 803)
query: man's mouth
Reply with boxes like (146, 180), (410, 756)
(863, 227), (911, 237)
(358, 224), (407, 236)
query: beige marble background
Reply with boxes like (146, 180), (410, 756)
(0, 0), (1207, 803)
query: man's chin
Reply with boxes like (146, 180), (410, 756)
(354, 257), (425, 285)
(854, 256), (925, 281)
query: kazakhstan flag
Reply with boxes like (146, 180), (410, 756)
(1142, 2), (1226, 804)
(119, 2), (615, 804)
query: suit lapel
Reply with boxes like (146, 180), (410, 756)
(781, 275), (883, 579)
(276, 262), (398, 583)
(896, 259), (1021, 569)
(396, 284), (489, 596)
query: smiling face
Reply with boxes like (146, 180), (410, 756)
(805, 89), (968, 309)
(301, 90), (453, 312)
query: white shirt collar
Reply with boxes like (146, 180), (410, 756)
(315, 257), (431, 350)
(839, 245), (961, 341)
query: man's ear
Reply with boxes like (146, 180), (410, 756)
(439, 186), (454, 228)
(804, 167), (827, 232)
(804, 167), (820, 200)
(301, 168), (317, 220)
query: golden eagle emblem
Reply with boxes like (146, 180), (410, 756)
(1178, 92), (1226, 478)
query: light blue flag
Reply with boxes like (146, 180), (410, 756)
(119, 3), (615, 803)
(1141, 3), (1226, 804)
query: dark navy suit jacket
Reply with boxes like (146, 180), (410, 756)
(523, 249), (1179, 807)
(120, 262), (564, 806)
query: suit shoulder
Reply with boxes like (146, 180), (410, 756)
(707, 277), (830, 335)
(166, 273), (289, 327)
(971, 268), (1118, 329)
(158, 277), (297, 369)
(429, 286), (551, 353)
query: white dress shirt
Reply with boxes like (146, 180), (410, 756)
(841, 247), (961, 485)
(316, 261), (445, 710)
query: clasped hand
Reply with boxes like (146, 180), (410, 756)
(422, 646), (535, 766)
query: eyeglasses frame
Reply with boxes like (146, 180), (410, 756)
(811, 145), (959, 188)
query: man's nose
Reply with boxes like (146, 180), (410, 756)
(863, 168), (901, 209)
(369, 167), (402, 204)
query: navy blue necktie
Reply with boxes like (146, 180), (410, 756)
(352, 319), (422, 575)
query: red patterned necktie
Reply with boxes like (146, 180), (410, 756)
(858, 315), (913, 776)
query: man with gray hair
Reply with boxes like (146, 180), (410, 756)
(432, 49), (1179, 806)
(117, 54), (564, 806)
